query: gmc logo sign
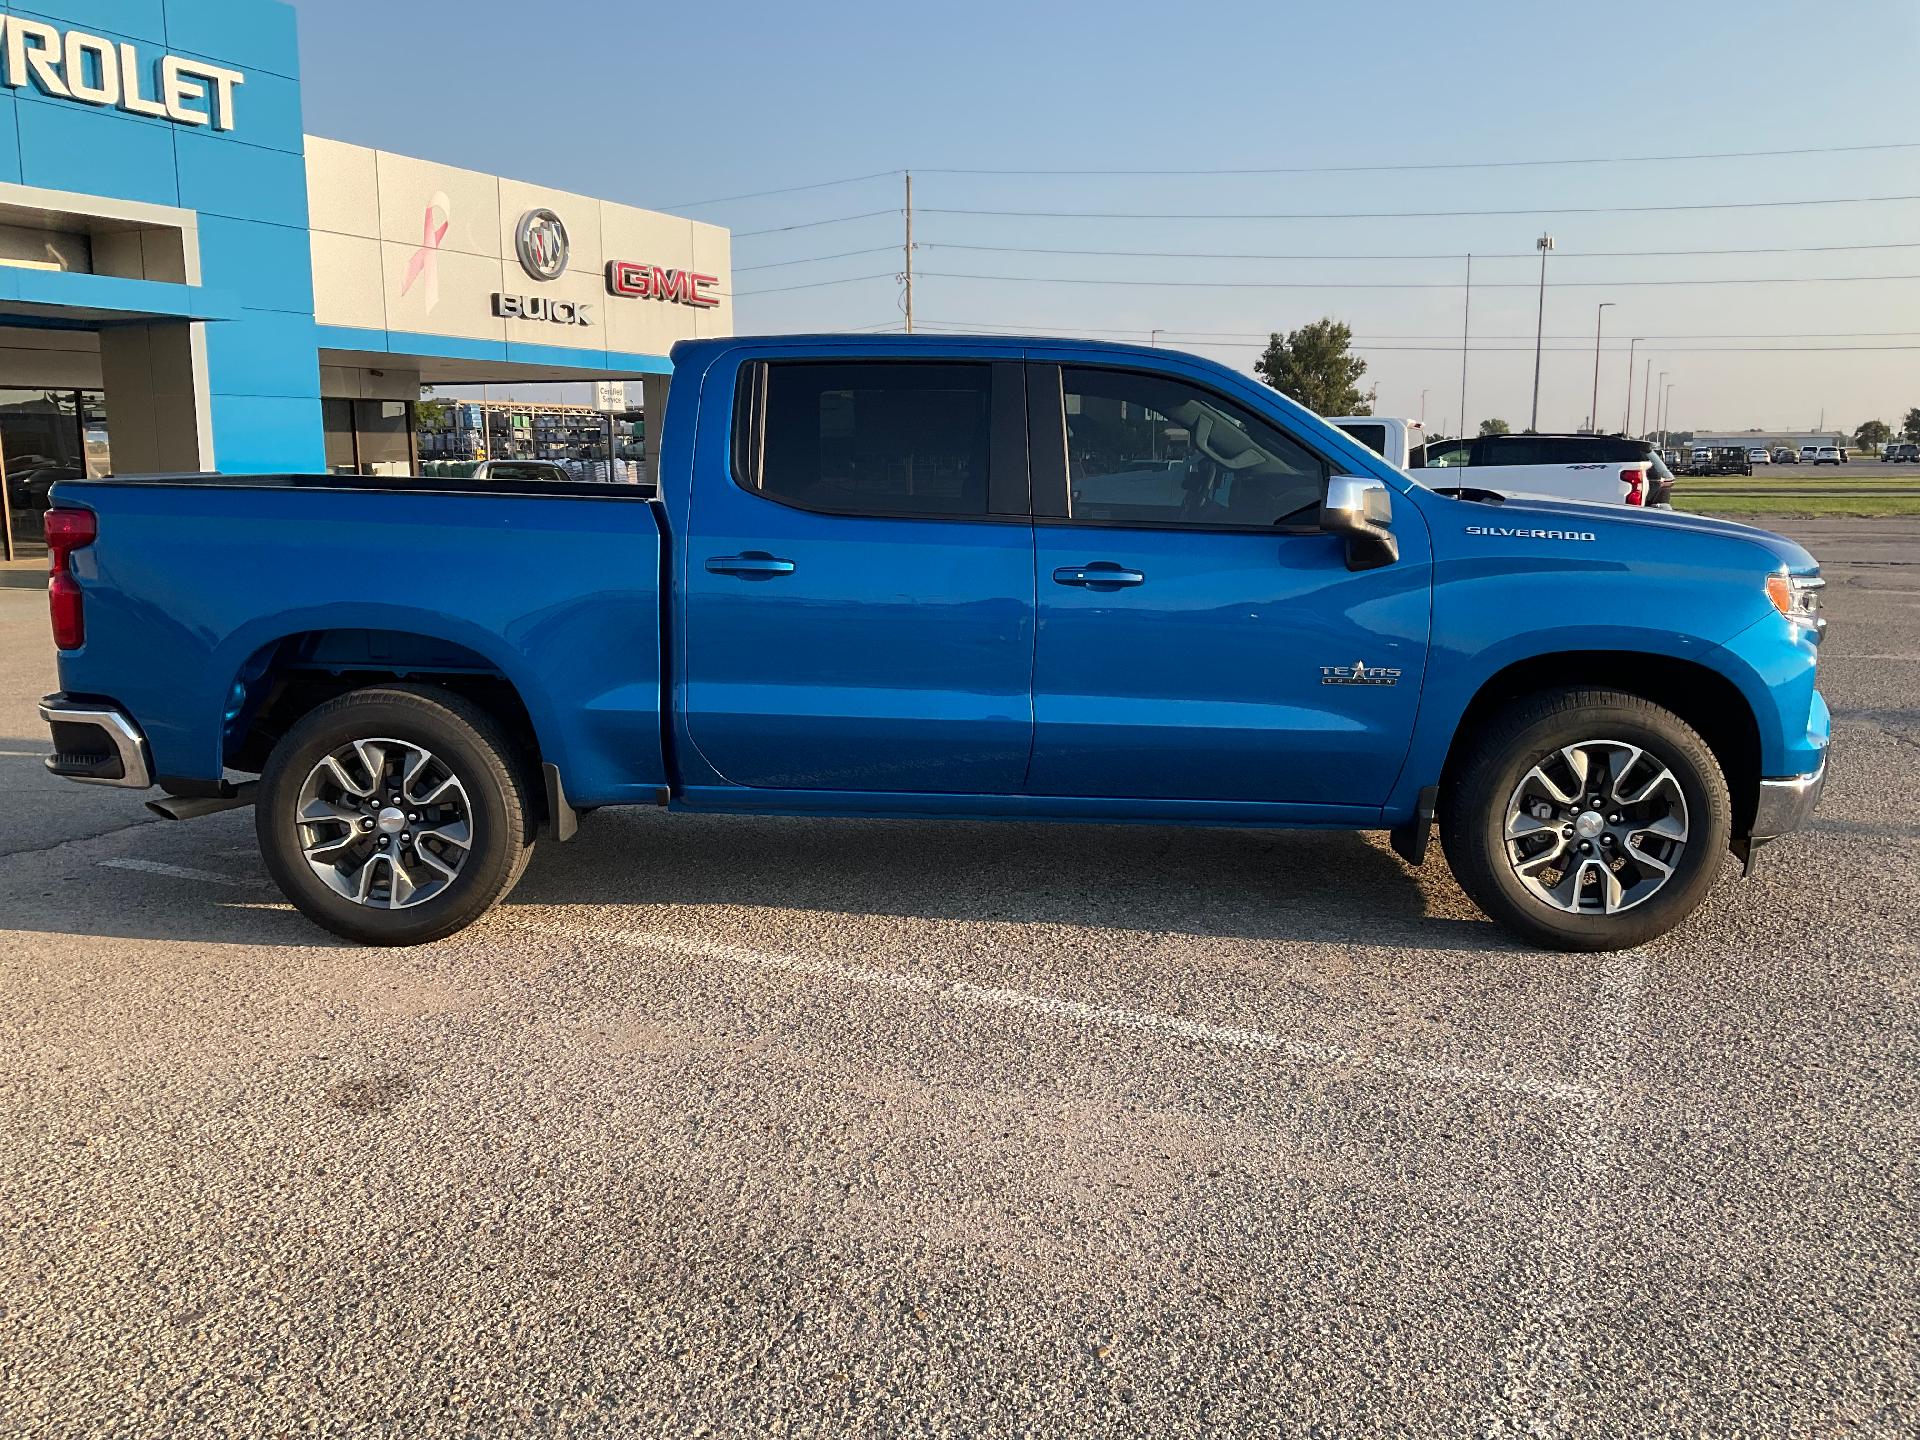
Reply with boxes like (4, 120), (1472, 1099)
(606, 261), (720, 309)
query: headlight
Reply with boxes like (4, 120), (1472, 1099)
(1765, 571), (1825, 630)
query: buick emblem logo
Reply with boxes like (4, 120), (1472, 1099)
(514, 208), (569, 282)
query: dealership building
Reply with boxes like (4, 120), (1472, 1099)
(0, 0), (731, 556)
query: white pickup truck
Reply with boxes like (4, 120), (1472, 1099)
(1329, 417), (1674, 508)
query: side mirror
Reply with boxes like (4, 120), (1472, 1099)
(1320, 474), (1399, 571)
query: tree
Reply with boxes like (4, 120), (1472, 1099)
(1904, 407), (1920, 442)
(1855, 419), (1892, 452)
(1478, 418), (1511, 437)
(1254, 319), (1370, 415)
(416, 383), (451, 430)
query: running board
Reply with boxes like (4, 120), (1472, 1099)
(146, 783), (258, 821)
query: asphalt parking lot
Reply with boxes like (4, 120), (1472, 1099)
(1, 518), (1915, 1437)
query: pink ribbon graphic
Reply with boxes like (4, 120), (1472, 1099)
(401, 192), (451, 313)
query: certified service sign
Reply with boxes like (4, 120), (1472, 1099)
(514, 209), (569, 283)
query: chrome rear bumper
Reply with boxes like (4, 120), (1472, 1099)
(39, 695), (153, 789)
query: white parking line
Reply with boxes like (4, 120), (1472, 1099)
(1480, 954), (1644, 1438)
(575, 927), (1601, 1108)
(98, 858), (247, 887)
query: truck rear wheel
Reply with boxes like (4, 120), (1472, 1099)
(1440, 687), (1731, 951)
(255, 685), (535, 946)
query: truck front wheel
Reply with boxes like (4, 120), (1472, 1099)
(1440, 688), (1731, 951)
(255, 685), (536, 945)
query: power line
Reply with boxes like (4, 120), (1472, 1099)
(919, 194), (1920, 222)
(735, 245), (900, 273)
(916, 269), (1920, 291)
(910, 318), (1920, 341)
(736, 271), (897, 297)
(665, 141), (1920, 210)
(734, 209), (897, 239)
(922, 239), (1920, 263)
(918, 141), (1920, 178)
(664, 170), (899, 210)
(907, 322), (1920, 353)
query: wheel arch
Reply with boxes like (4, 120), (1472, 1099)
(220, 626), (551, 797)
(1437, 651), (1763, 837)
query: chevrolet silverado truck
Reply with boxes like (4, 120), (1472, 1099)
(37, 335), (1829, 951)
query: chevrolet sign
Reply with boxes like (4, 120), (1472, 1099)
(0, 18), (245, 131)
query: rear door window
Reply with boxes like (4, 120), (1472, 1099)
(739, 361), (994, 518)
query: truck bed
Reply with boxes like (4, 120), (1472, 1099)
(51, 473), (670, 805)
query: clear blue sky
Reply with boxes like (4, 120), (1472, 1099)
(288, 0), (1920, 436)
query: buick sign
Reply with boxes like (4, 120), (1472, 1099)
(515, 209), (569, 283)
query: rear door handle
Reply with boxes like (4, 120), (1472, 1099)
(1053, 563), (1145, 590)
(706, 553), (796, 579)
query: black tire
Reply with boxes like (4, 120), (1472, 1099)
(1440, 687), (1731, 952)
(256, 684), (535, 945)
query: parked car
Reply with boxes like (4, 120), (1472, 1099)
(1800, 445), (1820, 462)
(1773, 448), (1799, 465)
(1883, 442), (1920, 463)
(1812, 445), (1844, 466)
(38, 334), (1828, 954)
(1386, 427), (1674, 508)
(470, 459), (576, 484)
(1747, 448), (1772, 465)
(1688, 447), (1753, 477)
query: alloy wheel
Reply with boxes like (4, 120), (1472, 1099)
(1502, 739), (1690, 915)
(294, 738), (473, 909)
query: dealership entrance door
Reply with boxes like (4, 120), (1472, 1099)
(0, 389), (111, 561)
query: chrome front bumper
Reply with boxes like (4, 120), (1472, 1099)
(39, 695), (153, 789)
(1751, 756), (1828, 841)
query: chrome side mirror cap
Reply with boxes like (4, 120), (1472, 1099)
(1320, 475), (1399, 571)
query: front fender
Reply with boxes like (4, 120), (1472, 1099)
(1389, 622), (1746, 816)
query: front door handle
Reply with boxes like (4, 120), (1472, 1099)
(706, 552), (796, 579)
(1053, 563), (1145, 590)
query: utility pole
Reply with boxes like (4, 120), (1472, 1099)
(902, 171), (914, 334)
(1588, 302), (1613, 433)
(1529, 234), (1554, 432)
(1458, 253), (1472, 444)
(1623, 337), (1641, 435)
(1150, 329), (1162, 347)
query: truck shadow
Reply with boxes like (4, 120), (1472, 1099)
(4, 779), (1506, 952)
(501, 808), (1505, 953)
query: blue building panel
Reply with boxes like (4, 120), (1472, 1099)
(161, 0), (298, 81)
(208, 392), (324, 471)
(17, 93), (179, 204)
(9, 0), (167, 46)
(203, 307), (319, 399)
(0, 95), (21, 185)
(173, 126), (308, 228)
(195, 213), (313, 313)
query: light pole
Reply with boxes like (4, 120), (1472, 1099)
(1624, 337), (1642, 435)
(1588, 302), (1614, 432)
(1662, 380), (1675, 451)
(1420, 388), (1428, 425)
(1641, 357), (1654, 442)
(1529, 234), (1554, 432)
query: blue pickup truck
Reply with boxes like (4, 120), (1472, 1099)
(37, 335), (1828, 951)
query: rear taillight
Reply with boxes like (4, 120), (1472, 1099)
(45, 506), (96, 650)
(1622, 467), (1646, 506)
